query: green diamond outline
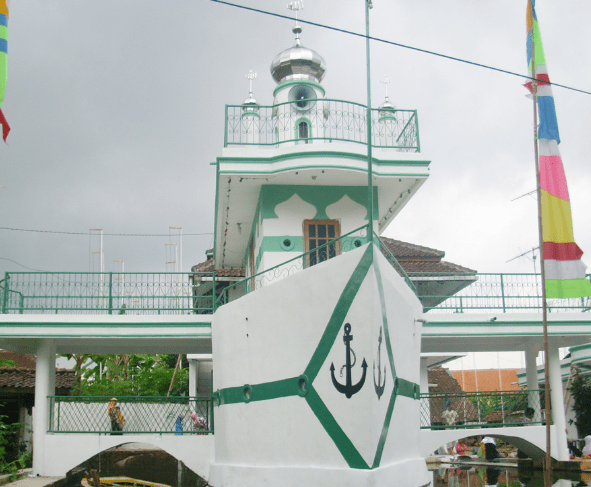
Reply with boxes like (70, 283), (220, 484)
(215, 244), (420, 470)
(303, 244), (400, 470)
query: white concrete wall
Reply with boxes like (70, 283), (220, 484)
(209, 244), (428, 487)
(43, 434), (214, 480)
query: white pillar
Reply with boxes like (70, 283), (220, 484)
(33, 339), (55, 476)
(547, 343), (569, 461)
(525, 344), (542, 422)
(189, 360), (199, 398)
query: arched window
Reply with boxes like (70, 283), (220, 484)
(298, 120), (309, 143)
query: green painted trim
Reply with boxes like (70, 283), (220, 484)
(240, 110), (261, 119)
(0, 322), (212, 328)
(305, 385), (369, 470)
(372, 390), (397, 469)
(396, 378), (419, 400)
(261, 185), (378, 221)
(0, 333), (212, 338)
(273, 80), (326, 97)
(372, 246), (397, 380)
(422, 331), (591, 337)
(304, 244), (373, 383)
(221, 167), (429, 178)
(294, 116), (313, 144)
(217, 151), (431, 167)
(217, 376), (301, 406)
(424, 321), (591, 327)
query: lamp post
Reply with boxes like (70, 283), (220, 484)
(365, 0), (374, 242)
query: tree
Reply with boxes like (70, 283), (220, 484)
(72, 354), (189, 397)
(568, 367), (591, 437)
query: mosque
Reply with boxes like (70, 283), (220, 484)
(1, 6), (590, 487)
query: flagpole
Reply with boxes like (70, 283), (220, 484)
(531, 36), (553, 487)
(365, 0), (374, 243)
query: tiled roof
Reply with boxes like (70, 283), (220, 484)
(191, 258), (244, 277)
(0, 350), (36, 368)
(381, 237), (476, 275)
(381, 238), (445, 260)
(0, 367), (76, 392)
(191, 238), (475, 279)
(427, 367), (479, 424)
(451, 369), (521, 392)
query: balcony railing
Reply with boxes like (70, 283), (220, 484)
(1, 272), (215, 315)
(48, 395), (215, 434)
(224, 99), (420, 151)
(420, 389), (546, 430)
(413, 272), (591, 313)
(3, 245), (591, 316)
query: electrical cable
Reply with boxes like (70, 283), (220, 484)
(0, 227), (213, 237)
(211, 0), (591, 96)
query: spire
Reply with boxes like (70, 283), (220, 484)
(287, 1), (304, 46)
(378, 75), (396, 114)
(243, 70), (259, 111)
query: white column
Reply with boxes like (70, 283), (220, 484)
(189, 360), (199, 397)
(525, 344), (541, 422)
(547, 343), (569, 461)
(33, 339), (56, 476)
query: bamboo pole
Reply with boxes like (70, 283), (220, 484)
(531, 38), (553, 487)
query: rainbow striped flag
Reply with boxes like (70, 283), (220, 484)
(526, 0), (591, 299)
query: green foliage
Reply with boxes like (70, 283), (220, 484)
(568, 367), (591, 437)
(0, 408), (29, 479)
(63, 354), (190, 397)
(0, 359), (18, 367)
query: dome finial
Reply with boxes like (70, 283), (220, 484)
(243, 70), (259, 109)
(287, 1), (304, 46)
(379, 75), (396, 114)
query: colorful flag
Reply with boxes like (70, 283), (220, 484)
(526, 0), (591, 299)
(0, 107), (9, 141)
(0, 0), (7, 108)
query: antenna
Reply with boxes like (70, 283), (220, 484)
(507, 247), (539, 273)
(511, 189), (537, 202)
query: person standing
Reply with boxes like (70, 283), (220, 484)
(108, 398), (125, 435)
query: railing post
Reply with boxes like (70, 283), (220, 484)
(1, 273), (9, 314)
(212, 272), (216, 312)
(500, 274), (506, 312)
(108, 273), (113, 315)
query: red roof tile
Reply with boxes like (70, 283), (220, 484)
(451, 369), (521, 392)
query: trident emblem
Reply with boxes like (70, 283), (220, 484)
(373, 327), (386, 400)
(330, 323), (367, 399)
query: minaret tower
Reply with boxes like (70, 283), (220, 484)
(270, 2), (326, 144)
(242, 70), (260, 144)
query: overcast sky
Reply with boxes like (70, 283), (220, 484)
(1, 2), (590, 286)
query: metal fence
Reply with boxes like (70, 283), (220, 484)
(1, 272), (215, 315)
(412, 272), (591, 313)
(224, 99), (420, 151)
(48, 396), (214, 434)
(420, 389), (546, 430)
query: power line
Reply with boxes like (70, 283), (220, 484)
(0, 227), (213, 237)
(211, 0), (591, 97)
(0, 257), (46, 272)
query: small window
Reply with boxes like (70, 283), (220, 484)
(303, 220), (341, 267)
(298, 121), (309, 143)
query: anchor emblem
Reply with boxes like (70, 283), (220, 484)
(330, 323), (367, 399)
(373, 326), (386, 399)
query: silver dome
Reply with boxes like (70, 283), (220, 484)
(270, 44), (327, 84)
